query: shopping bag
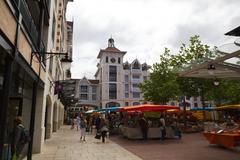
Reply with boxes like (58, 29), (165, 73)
(12, 152), (17, 160)
(95, 132), (101, 139)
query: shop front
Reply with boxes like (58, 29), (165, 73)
(0, 31), (44, 160)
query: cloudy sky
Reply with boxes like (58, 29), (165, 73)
(66, 0), (240, 79)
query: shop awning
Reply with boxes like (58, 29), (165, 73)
(118, 104), (179, 112)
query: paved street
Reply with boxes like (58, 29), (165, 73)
(110, 133), (240, 160)
(30, 126), (141, 160)
(29, 125), (240, 160)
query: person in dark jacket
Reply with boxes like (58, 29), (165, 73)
(11, 116), (25, 159)
(138, 116), (149, 140)
(95, 115), (101, 132)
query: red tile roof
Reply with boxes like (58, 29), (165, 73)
(97, 47), (127, 58)
(104, 47), (121, 52)
(89, 79), (99, 84)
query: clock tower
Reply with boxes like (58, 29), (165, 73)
(95, 38), (127, 108)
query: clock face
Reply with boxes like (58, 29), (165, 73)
(110, 58), (116, 63)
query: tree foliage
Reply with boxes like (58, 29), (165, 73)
(139, 48), (179, 104)
(140, 35), (240, 105)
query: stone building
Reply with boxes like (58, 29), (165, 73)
(0, 0), (73, 159)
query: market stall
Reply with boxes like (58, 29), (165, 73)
(203, 131), (240, 149)
(203, 104), (240, 149)
(118, 104), (181, 139)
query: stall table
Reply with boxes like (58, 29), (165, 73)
(120, 126), (176, 139)
(203, 131), (240, 149)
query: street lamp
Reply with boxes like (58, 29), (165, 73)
(207, 64), (216, 75)
(213, 79), (220, 86)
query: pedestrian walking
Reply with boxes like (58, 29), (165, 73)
(99, 118), (108, 143)
(11, 116), (28, 159)
(79, 117), (87, 141)
(95, 115), (101, 132)
(159, 114), (166, 141)
(76, 115), (80, 131)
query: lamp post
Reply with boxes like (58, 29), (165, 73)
(198, 87), (206, 122)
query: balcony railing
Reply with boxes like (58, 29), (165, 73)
(131, 87), (141, 92)
(131, 69), (142, 73)
(131, 78), (142, 83)
(17, 0), (39, 48)
(12, 0), (46, 66)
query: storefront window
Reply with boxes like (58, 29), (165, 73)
(1, 61), (34, 160)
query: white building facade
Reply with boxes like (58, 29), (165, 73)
(94, 38), (150, 108)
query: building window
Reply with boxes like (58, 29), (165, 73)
(80, 94), (88, 100)
(133, 92), (140, 98)
(133, 102), (140, 106)
(143, 76), (147, 81)
(92, 86), (97, 93)
(142, 65), (148, 71)
(125, 84), (129, 92)
(132, 61), (140, 69)
(52, 16), (56, 42)
(125, 92), (129, 98)
(125, 75), (128, 82)
(194, 96), (198, 101)
(92, 94), (96, 100)
(132, 74), (140, 79)
(109, 83), (117, 99)
(80, 85), (88, 92)
(118, 57), (121, 64)
(109, 66), (117, 82)
(132, 83), (138, 88)
(49, 56), (53, 74)
(106, 56), (108, 63)
(194, 103), (198, 108)
(125, 102), (129, 106)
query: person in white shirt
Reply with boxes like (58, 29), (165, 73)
(159, 114), (166, 141)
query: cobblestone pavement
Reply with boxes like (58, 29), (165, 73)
(30, 126), (142, 160)
(110, 133), (240, 160)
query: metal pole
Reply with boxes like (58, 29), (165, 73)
(27, 81), (38, 160)
(183, 96), (187, 127)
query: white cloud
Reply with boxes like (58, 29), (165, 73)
(67, 0), (240, 79)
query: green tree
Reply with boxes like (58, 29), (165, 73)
(139, 48), (179, 104)
(140, 35), (240, 106)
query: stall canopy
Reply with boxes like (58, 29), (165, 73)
(191, 107), (214, 111)
(215, 104), (240, 110)
(97, 106), (122, 112)
(85, 109), (96, 114)
(119, 104), (179, 112)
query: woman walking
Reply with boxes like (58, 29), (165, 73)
(79, 117), (87, 141)
(100, 118), (109, 143)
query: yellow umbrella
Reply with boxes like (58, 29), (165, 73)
(215, 104), (240, 110)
